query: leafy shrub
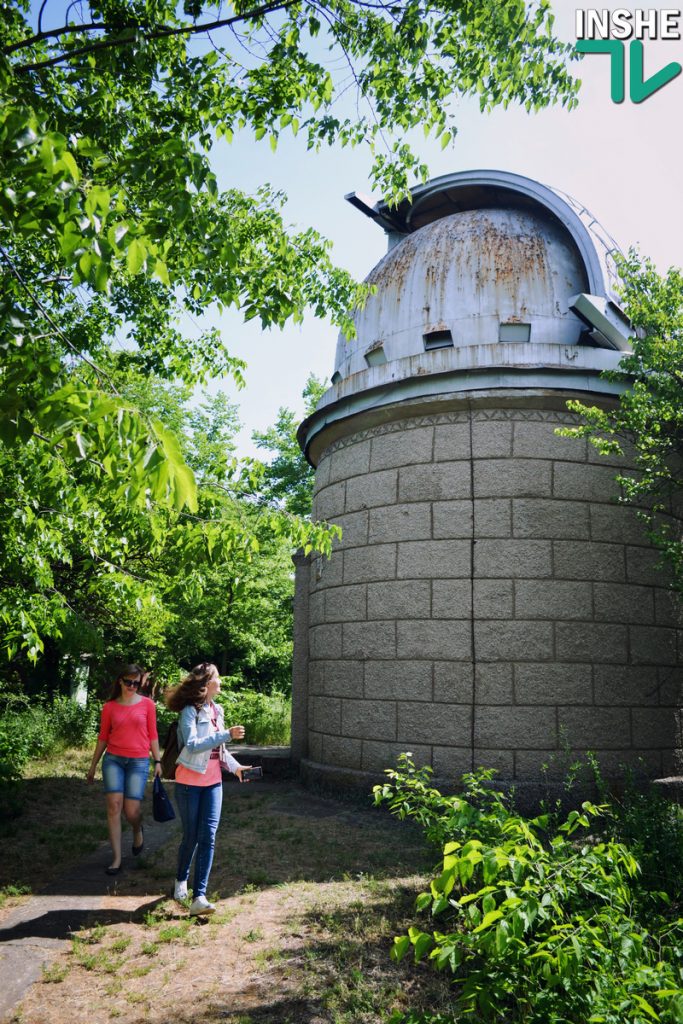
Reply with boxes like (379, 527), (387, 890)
(374, 756), (516, 850)
(219, 690), (291, 745)
(376, 756), (683, 1024)
(48, 695), (99, 748)
(0, 690), (47, 784)
(607, 787), (683, 900)
(0, 690), (99, 790)
(578, 752), (683, 900)
(155, 689), (291, 748)
(155, 701), (177, 747)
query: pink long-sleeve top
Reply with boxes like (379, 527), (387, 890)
(98, 697), (158, 758)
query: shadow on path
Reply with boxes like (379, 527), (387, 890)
(0, 898), (164, 945)
(0, 813), (178, 1022)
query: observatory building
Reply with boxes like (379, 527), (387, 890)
(292, 169), (681, 800)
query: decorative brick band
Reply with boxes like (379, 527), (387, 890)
(318, 407), (585, 461)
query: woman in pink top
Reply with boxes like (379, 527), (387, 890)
(86, 664), (162, 875)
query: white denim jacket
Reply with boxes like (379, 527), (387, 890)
(175, 702), (241, 776)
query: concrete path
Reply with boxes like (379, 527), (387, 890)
(0, 814), (179, 1022)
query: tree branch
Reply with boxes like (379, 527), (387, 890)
(0, 242), (119, 394)
(37, 0), (49, 35)
(10, 0), (299, 71)
(5, 22), (107, 53)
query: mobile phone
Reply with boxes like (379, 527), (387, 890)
(241, 766), (263, 781)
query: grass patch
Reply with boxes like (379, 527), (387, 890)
(71, 946), (125, 974)
(157, 922), (191, 943)
(110, 937), (131, 953)
(0, 883), (31, 908)
(0, 748), (110, 891)
(41, 962), (70, 984)
(254, 947), (284, 968)
(128, 963), (154, 977)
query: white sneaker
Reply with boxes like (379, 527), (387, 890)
(174, 879), (188, 901)
(189, 895), (216, 916)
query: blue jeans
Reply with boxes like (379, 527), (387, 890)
(174, 782), (223, 899)
(102, 753), (150, 800)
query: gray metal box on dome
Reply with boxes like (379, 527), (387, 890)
(291, 169), (682, 806)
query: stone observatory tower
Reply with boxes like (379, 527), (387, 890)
(291, 169), (681, 802)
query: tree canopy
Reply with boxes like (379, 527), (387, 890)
(561, 254), (683, 596)
(0, 0), (580, 665)
(253, 373), (325, 517)
(1, 368), (303, 689)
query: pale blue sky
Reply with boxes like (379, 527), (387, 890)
(208, 0), (683, 456)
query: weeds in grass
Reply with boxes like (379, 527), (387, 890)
(0, 883), (31, 908)
(143, 906), (174, 927)
(157, 922), (191, 943)
(110, 937), (131, 953)
(79, 923), (106, 944)
(141, 941), (159, 956)
(41, 962), (69, 983)
(326, 966), (398, 1022)
(254, 947), (284, 968)
(245, 869), (274, 886)
(212, 908), (237, 925)
(71, 943), (125, 974)
(129, 964), (154, 977)
(127, 992), (149, 1005)
(243, 927), (264, 942)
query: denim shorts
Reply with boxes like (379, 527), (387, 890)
(102, 753), (150, 800)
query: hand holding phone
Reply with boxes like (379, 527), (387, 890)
(239, 765), (263, 782)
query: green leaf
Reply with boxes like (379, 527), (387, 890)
(126, 238), (146, 274)
(473, 909), (504, 933)
(61, 150), (80, 182)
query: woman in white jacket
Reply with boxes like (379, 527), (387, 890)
(165, 663), (247, 916)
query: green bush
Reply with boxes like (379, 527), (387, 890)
(0, 691), (99, 787)
(376, 755), (683, 1024)
(156, 689), (291, 748)
(219, 690), (291, 745)
(0, 691), (47, 784)
(155, 701), (177, 747)
(48, 695), (99, 748)
(586, 756), (683, 900)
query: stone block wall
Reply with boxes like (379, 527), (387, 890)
(300, 403), (683, 792)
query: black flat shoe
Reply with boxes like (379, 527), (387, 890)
(132, 827), (144, 856)
(105, 864), (122, 876)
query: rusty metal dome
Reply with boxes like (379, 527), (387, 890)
(299, 170), (632, 463)
(334, 205), (590, 380)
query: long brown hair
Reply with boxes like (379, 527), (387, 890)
(164, 663), (219, 713)
(108, 664), (146, 701)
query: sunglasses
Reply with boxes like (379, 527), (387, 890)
(122, 677), (141, 688)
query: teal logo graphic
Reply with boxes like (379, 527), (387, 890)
(576, 39), (682, 103)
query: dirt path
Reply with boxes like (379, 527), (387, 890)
(1, 779), (451, 1024)
(0, 814), (180, 1020)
